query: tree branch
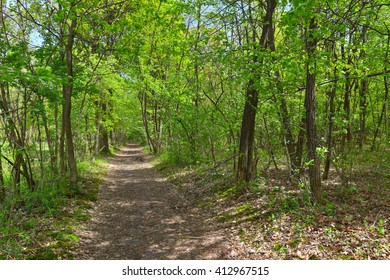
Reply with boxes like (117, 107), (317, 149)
(296, 69), (390, 91)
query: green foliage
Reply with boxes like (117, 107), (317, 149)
(0, 157), (104, 259)
(323, 202), (337, 217)
(273, 242), (289, 254)
(376, 219), (387, 236)
(280, 196), (300, 212)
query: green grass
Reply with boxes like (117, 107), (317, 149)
(217, 202), (262, 223)
(0, 158), (107, 259)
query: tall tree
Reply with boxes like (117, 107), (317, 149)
(237, 0), (276, 183)
(304, 15), (322, 203)
(61, 2), (78, 191)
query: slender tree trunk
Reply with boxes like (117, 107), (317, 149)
(38, 95), (57, 174)
(295, 118), (306, 171)
(358, 25), (369, 148)
(237, 0), (276, 183)
(60, 101), (66, 174)
(323, 42), (338, 180)
(0, 144), (5, 202)
(140, 90), (157, 153)
(37, 115), (45, 183)
(359, 78), (368, 148)
(266, 0), (298, 173)
(323, 78), (337, 180)
(94, 112), (100, 158)
(340, 40), (353, 152)
(100, 92), (110, 154)
(305, 17), (322, 203)
(153, 100), (162, 152)
(53, 97), (60, 173)
(62, 17), (78, 191)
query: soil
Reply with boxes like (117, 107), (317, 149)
(74, 143), (249, 260)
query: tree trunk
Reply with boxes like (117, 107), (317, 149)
(60, 100), (66, 175)
(323, 42), (338, 180)
(0, 145), (5, 202)
(237, 80), (259, 183)
(62, 17), (78, 191)
(358, 78), (368, 148)
(305, 17), (322, 203)
(295, 118), (306, 171)
(266, 0), (299, 173)
(236, 0), (276, 183)
(340, 40), (353, 152)
(358, 25), (369, 149)
(39, 95), (57, 174)
(140, 90), (157, 153)
(323, 78), (337, 180)
(100, 93), (110, 154)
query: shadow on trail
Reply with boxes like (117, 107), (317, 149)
(78, 143), (230, 260)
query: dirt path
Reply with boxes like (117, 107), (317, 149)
(74, 143), (246, 259)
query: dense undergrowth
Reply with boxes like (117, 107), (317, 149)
(155, 150), (390, 260)
(0, 159), (107, 260)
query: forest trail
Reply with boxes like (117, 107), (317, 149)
(74, 143), (244, 259)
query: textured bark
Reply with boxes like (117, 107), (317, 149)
(305, 17), (322, 203)
(237, 80), (259, 183)
(237, 0), (276, 183)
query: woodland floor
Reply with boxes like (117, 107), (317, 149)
(72, 143), (390, 260)
(73, 143), (250, 259)
(154, 152), (390, 260)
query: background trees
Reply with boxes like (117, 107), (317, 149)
(0, 0), (139, 208)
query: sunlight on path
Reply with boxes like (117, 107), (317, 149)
(75, 144), (238, 260)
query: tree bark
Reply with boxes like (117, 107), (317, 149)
(305, 17), (322, 203)
(237, 0), (276, 183)
(237, 80), (259, 182)
(62, 17), (78, 191)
